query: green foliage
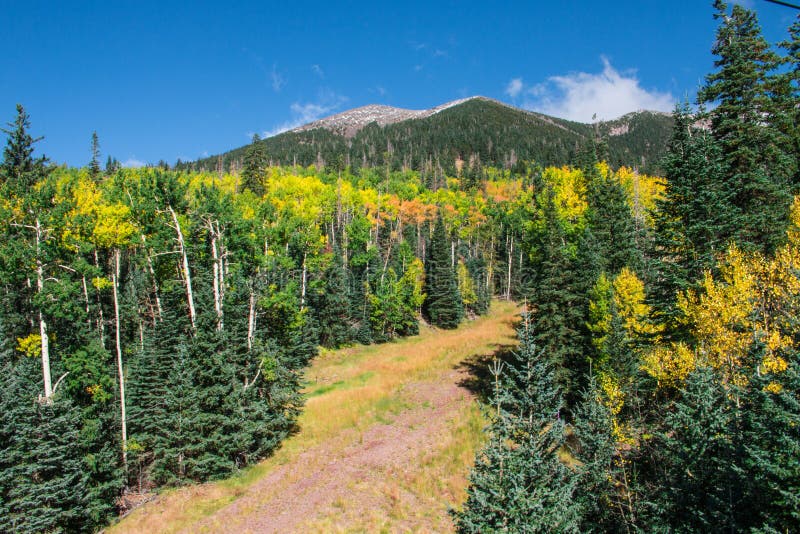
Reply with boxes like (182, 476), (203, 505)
(454, 319), (581, 533)
(423, 214), (462, 328)
(699, 1), (794, 255)
(241, 134), (267, 195)
(190, 99), (673, 176)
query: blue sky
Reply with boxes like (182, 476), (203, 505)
(1, 0), (797, 167)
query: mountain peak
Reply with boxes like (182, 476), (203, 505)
(291, 96), (493, 138)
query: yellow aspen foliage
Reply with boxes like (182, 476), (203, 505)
(540, 166), (588, 232)
(648, 200), (800, 389)
(401, 257), (426, 309)
(641, 343), (697, 388)
(612, 267), (661, 339)
(587, 273), (613, 352)
(457, 260), (477, 308)
(615, 166), (665, 226)
(597, 371), (633, 444)
(61, 177), (137, 250)
(16, 333), (42, 358)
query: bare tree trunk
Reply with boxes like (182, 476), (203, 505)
(209, 221), (223, 330)
(94, 249), (106, 348)
(35, 217), (53, 400)
(301, 251), (307, 310)
(247, 285), (256, 351)
(112, 249), (128, 471)
(140, 234), (162, 321)
(506, 236), (513, 301)
(168, 206), (196, 329)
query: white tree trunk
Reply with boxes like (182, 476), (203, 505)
(112, 249), (128, 471)
(506, 236), (513, 301)
(301, 251), (307, 310)
(35, 217), (53, 400)
(140, 234), (162, 321)
(247, 286), (256, 351)
(209, 221), (223, 330)
(169, 206), (196, 329)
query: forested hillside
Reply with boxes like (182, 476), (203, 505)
(186, 98), (673, 177)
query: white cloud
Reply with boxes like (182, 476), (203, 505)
(311, 64), (325, 79)
(505, 78), (523, 99)
(264, 91), (348, 137)
(122, 158), (145, 168)
(271, 64), (285, 92)
(520, 57), (675, 122)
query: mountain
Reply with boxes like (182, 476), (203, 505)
(187, 97), (673, 175)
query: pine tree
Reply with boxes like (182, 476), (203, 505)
(529, 188), (589, 405)
(650, 102), (731, 325)
(423, 214), (462, 329)
(651, 366), (743, 532)
(739, 361), (800, 532)
(699, 1), (793, 254)
(453, 318), (580, 533)
(89, 131), (101, 181)
(241, 134), (267, 195)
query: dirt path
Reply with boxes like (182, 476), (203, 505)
(109, 301), (519, 534)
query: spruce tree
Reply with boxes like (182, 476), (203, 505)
(529, 188), (589, 405)
(241, 134), (267, 195)
(423, 214), (462, 329)
(1, 104), (45, 189)
(312, 248), (351, 348)
(89, 131), (101, 180)
(650, 103), (731, 325)
(651, 366), (743, 532)
(453, 318), (580, 532)
(739, 361), (800, 531)
(585, 173), (639, 277)
(699, 1), (793, 254)
(0, 356), (91, 533)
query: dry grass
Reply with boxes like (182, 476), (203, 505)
(108, 300), (520, 534)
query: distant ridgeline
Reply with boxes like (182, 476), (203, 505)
(183, 98), (673, 176)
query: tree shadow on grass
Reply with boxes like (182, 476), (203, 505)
(456, 343), (519, 403)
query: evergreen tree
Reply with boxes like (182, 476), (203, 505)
(453, 318), (580, 533)
(699, 1), (793, 254)
(423, 214), (462, 329)
(585, 173), (639, 276)
(89, 131), (101, 180)
(571, 376), (626, 532)
(312, 248), (351, 348)
(241, 134), (267, 195)
(650, 366), (743, 532)
(529, 188), (589, 405)
(650, 103), (731, 324)
(0, 356), (91, 533)
(1, 104), (45, 188)
(739, 361), (800, 532)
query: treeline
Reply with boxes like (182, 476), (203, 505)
(455, 2), (800, 532)
(185, 99), (673, 177)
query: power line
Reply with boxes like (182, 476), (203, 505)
(764, 0), (800, 10)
